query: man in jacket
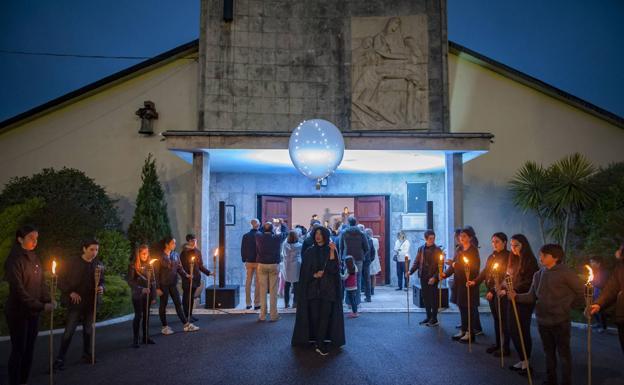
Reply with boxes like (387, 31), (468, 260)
(509, 244), (585, 385)
(591, 243), (624, 354)
(241, 219), (261, 310)
(408, 230), (443, 327)
(339, 216), (369, 304)
(255, 220), (287, 321)
(54, 239), (104, 370)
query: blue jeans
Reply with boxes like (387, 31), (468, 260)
(361, 261), (371, 300)
(345, 289), (358, 313)
(355, 260), (363, 305)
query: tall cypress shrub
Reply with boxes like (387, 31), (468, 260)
(127, 154), (171, 249)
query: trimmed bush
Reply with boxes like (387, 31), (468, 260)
(97, 274), (132, 321)
(0, 168), (121, 264)
(127, 154), (171, 249)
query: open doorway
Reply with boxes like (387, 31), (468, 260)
(258, 195), (390, 285)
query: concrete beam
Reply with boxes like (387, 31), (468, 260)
(444, 152), (463, 255)
(192, 152), (210, 271)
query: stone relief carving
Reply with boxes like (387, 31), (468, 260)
(351, 16), (429, 130)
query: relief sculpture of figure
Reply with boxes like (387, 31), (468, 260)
(351, 16), (428, 130)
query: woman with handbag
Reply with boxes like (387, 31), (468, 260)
(393, 231), (411, 291)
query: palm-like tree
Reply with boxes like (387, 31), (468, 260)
(509, 161), (550, 244)
(546, 153), (596, 252)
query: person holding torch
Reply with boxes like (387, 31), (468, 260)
(440, 228), (480, 344)
(508, 244), (584, 385)
(4, 225), (53, 385)
(53, 239), (104, 370)
(468, 232), (510, 356)
(180, 234), (211, 323)
(127, 244), (157, 347)
(407, 230), (443, 327)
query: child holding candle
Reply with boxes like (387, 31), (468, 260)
(4, 225), (53, 385)
(127, 244), (157, 347)
(508, 244), (585, 385)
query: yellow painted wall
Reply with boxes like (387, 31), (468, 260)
(0, 56), (198, 238)
(449, 53), (624, 249)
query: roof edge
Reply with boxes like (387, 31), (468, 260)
(449, 41), (624, 129)
(0, 39), (199, 133)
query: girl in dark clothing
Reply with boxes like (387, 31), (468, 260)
(442, 228), (481, 343)
(291, 226), (345, 356)
(499, 233), (539, 375)
(127, 244), (157, 347)
(4, 225), (53, 385)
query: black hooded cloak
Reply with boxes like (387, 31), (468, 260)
(291, 227), (345, 347)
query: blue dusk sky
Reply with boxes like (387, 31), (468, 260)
(0, 0), (622, 122)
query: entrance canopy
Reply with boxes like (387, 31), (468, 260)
(173, 149), (486, 174)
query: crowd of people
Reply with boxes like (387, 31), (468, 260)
(3, 220), (624, 383)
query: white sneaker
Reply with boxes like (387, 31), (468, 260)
(184, 323), (200, 332)
(161, 326), (174, 335)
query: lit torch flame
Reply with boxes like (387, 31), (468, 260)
(52, 260), (57, 275)
(214, 248), (219, 257)
(148, 258), (157, 265)
(191, 256), (196, 263)
(584, 265), (594, 285)
(439, 254), (444, 261)
(493, 262), (499, 271)
(463, 257), (469, 264)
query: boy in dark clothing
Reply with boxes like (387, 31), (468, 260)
(408, 230), (443, 327)
(509, 244), (585, 385)
(54, 239), (104, 370)
(180, 234), (211, 322)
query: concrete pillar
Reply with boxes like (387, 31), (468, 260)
(192, 151), (210, 272)
(444, 152), (463, 255)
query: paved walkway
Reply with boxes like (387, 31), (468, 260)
(1, 313), (621, 385)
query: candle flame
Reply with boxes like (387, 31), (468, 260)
(148, 258), (157, 265)
(214, 248), (219, 257)
(52, 260), (57, 275)
(493, 262), (499, 271)
(462, 257), (469, 264)
(584, 265), (594, 285)
(191, 256), (196, 262)
(439, 254), (444, 261)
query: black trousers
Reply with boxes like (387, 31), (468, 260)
(508, 301), (534, 360)
(308, 299), (333, 350)
(6, 313), (39, 385)
(361, 261), (371, 300)
(489, 296), (510, 350)
(459, 305), (479, 333)
(284, 282), (298, 307)
(182, 284), (199, 320)
(159, 285), (187, 326)
(57, 306), (94, 360)
(619, 323), (624, 354)
(538, 322), (572, 385)
(420, 278), (438, 321)
(132, 296), (149, 342)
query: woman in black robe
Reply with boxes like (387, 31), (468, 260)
(291, 226), (345, 355)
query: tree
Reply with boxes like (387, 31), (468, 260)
(509, 161), (550, 244)
(127, 154), (171, 249)
(546, 153), (596, 252)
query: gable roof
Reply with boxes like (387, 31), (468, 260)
(1, 38), (622, 133)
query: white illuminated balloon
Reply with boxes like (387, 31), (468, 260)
(288, 119), (345, 180)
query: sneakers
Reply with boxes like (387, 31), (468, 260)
(459, 332), (473, 343)
(419, 318), (430, 325)
(452, 331), (465, 340)
(183, 323), (200, 332)
(161, 326), (174, 335)
(315, 346), (329, 356)
(473, 329), (484, 336)
(245, 305), (252, 310)
(427, 320), (439, 327)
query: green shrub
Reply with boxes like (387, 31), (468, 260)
(127, 154), (171, 249)
(97, 274), (132, 321)
(0, 168), (122, 265)
(96, 230), (131, 277)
